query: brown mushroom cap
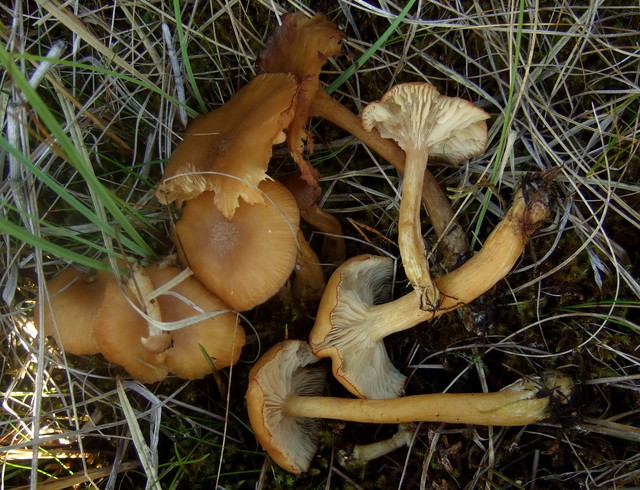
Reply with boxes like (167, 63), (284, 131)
(259, 13), (345, 186)
(156, 73), (297, 219)
(93, 277), (168, 383)
(173, 179), (300, 312)
(147, 264), (246, 380)
(36, 267), (114, 355)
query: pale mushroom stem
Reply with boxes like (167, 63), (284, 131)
(127, 265), (171, 354)
(344, 424), (413, 462)
(356, 187), (548, 341)
(283, 381), (564, 427)
(400, 147), (440, 310)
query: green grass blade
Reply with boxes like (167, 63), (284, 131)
(0, 216), (110, 270)
(0, 44), (154, 257)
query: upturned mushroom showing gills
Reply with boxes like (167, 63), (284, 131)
(156, 73), (297, 219)
(173, 179), (300, 312)
(246, 340), (574, 474)
(361, 83), (490, 311)
(310, 175), (555, 399)
(259, 12), (345, 186)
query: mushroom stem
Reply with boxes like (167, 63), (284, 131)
(283, 380), (563, 426)
(293, 230), (326, 302)
(399, 146), (440, 309)
(344, 424), (413, 462)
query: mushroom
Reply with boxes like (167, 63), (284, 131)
(339, 423), (414, 463)
(172, 179), (300, 312)
(259, 12), (345, 186)
(310, 88), (489, 332)
(146, 263), (246, 380)
(310, 177), (554, 399)
(361, 83), (490, 311)
(246, 340), (574, 474)
(310, 89), (469, 267)
(156, 73), (297, 219)
(92, 271), (169, 383)
(35, 267), (115, 355)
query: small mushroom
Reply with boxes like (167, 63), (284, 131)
(361, 83), (490, 310)
(259, 12), (345, 186)
(310, 179), (554, 399)
(172, 179), (300, 312)
(93, 272), (169, 384)
(310, 89), (469, 266)
(246, 340), (574, 474)
(35, 267), (115, 355)
(156, 73), (297, 219)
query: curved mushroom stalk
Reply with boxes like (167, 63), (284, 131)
(280, 172), (346, 265)
(246, 340), (574, 474)
(293, 230), (326, 303)
(310, 175), (555, 399)
(361, 83), (490, 311)
(339, 423), (414, 464)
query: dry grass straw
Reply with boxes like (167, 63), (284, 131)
(1, 1), (638, 488)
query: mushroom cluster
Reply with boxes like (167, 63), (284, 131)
(37, 261), (246, 382)
(36, 9), (572, 476)
(239, 13), (573, 474)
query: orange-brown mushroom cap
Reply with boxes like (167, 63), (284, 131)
(259, 13), (345, 186)
(93, 278), (169, 383)
(156, 73), (298, 219)
(173, 179), (300, 312)
(36, 267), (114, 355)
(147, 264), (246, 380)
